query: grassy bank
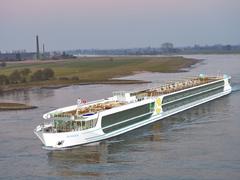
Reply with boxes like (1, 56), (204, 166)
(0, 103), (37, 110)
(0, 56), (199, 91)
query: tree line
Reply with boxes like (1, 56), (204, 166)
(0, 68), (55, 85)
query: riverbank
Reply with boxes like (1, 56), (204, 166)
(0, 102), (37, 110)
(0, 56), (199, 92)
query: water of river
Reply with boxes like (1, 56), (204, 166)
(0, 55), (240, 180)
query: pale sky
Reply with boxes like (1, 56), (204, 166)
(0, 0), (240, 52)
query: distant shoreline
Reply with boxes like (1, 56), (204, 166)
(0, 56), (200, 93)
(1, 80), (151, 93)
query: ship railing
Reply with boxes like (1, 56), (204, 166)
(146, 77), (219, 96)
(50, 113), (91, 121)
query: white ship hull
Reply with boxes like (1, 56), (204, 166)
(34, 75), (232, 149)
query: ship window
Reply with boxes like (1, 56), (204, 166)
(101, 103), (153, 133)
(51, 118), (98, 133)
(162, 86), (223, 111)
(162, 81), (224, 104)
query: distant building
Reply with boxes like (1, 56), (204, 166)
(161, 42), (178, 54)
(161, 42), (174, 50)
(0, 52), (36, 61)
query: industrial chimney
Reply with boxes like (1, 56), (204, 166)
(36, 35), (40, 60)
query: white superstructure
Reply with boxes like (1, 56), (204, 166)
(34, 74), (232, 149)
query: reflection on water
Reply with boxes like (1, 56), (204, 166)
(0, 90), (31, 103)
(167, 95), (230, 129)
(0, 88), (55, 106)
(47, 144), (108, 177)
(47, 140), (139, 177)
(48, 144), (108, 164)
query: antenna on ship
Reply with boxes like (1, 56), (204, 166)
(217, 70), (221, 77)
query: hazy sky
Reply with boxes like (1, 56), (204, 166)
(0, 0), (240, 51)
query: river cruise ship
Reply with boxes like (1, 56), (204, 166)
(34, 74), (232, 149)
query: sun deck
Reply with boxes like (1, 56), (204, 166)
(132, 76), (223, 97)
(45, 75), (223, 121)
(62, 101), (126, 117)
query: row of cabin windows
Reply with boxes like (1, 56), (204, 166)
(101, 103), (153, 128)
(101, 103), (154, 133)
(162, 81), (224, 104)
(46, 118), (98, 133)
(162, 87), (223, 112)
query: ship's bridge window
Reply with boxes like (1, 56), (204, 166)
(44, 116), (98, 133)
(113, 91), (126, 97)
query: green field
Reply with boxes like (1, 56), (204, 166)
(0, 56), (198, 91)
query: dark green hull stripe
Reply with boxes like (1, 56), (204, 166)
(103, 113), (152, 133)
(162, 80), (224, 104)
(162, 86), (224, 111)
(102, 103), (153, 134)
(101, 81), (225, 134)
